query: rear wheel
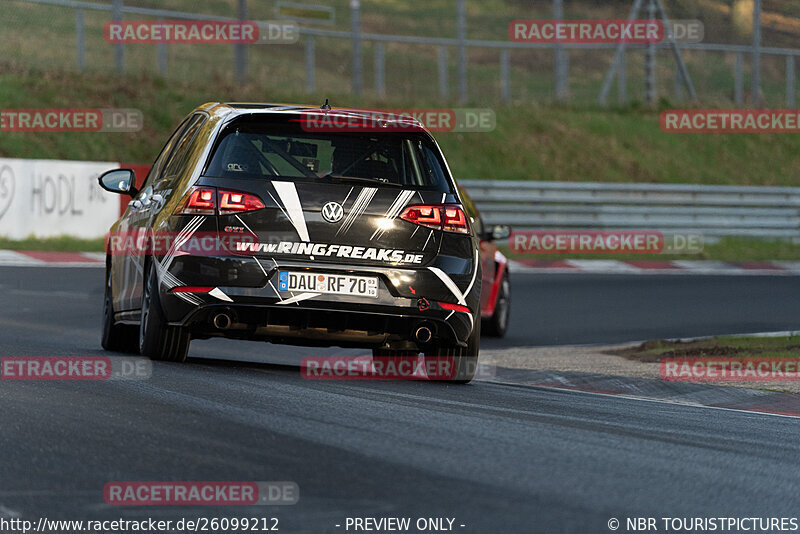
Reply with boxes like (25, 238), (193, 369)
(424, 320), (479, 383)
(139, 262), (190, 362)
(101, 267), (139, 353)
(482, 272), (510, 338)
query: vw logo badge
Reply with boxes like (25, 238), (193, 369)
(321, 201), (344, 223)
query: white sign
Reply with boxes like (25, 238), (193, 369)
(0, 158), (121, 239)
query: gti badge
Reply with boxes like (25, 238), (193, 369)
(321, 201), (344, 223)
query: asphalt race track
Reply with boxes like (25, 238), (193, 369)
(1, 266), (799, 533)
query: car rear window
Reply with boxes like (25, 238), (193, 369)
(203, 115), (453, 192)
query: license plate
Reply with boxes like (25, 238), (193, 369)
(278, 272), (378, 297)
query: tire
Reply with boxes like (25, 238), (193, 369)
(139, 262), (190, 363)
(424, 320), (480, 383)
(101, 266), (139, 353)
(482, 272), (510, 338)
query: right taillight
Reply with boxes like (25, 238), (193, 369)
(177, 187), (264, 216)
(400, 205), (470, 235)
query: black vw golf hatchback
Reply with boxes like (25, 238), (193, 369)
(99, 103), (482, 382)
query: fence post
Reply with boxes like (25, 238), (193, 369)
(351, 0), (363, 96)
(157, 18), (167, 76)
(112, 0), (124, 73)
(76, 9), (85, 71)
(235, 0), (248, 84)
(787, 55), (795, 108)
(752, 0), (761, 107)
(645, 0), (656, 104)
(374, 41), (385, 98)
(457, 0), (467, 103)
(305, 36), (315, 93)
(438, 46), (448, 100)
(735, 52), (744, 107)
(618, 49), (626, 104)
(500, 50), (510, 104)
(553, 0), (568, 102)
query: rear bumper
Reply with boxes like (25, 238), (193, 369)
(160, 255), (479, 349)
(173, 301), (467, 349)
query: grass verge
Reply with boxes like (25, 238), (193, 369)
(0, 236), (104, 252)
(1, 66), (800, 185)
(610, 335), (800, 363)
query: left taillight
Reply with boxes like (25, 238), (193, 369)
(400, 205), (470, 235)
(178, 187), (216, 215)
(176, 187), (264, 216)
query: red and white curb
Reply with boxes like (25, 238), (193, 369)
(0, 250), (104, 267)
(509, 259), (800, 275)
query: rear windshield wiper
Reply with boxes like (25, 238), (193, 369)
(323, 174), (402, 188)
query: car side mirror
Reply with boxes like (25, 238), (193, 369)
(99, 169), (138, 198)
(486, 224), (511, 241)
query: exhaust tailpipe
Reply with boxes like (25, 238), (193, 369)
(414, 326), (433, 344)
(213, 313), (232, 330)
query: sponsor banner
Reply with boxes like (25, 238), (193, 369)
(104, 20), (299, 44)
(511, 230), (665, 255)
(661, 110), (800, 133)
(1, 356), (151, 380)
(104, 481), (298, 506)
(509, 19), (663, 43)
(0, 108), (142, 133)
(661, 358), (800, 381)
(297, 108), (496, 133)
(0, 158), (121, 239)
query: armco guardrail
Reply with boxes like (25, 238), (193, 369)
(460, 180), (800, 239)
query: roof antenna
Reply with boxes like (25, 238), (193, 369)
(321, 98), (332, 110)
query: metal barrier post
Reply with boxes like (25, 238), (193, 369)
(457, 0), (467, 103)
(351, 0), (363, 96)
(752, 0), (761, 107)
(438, 46), (448, 100)
(501, 49), (510, 104)
(234, 0), (247, 84)
(76, 9), (85, 71)
(305, 36), (315, 93)
(735, 52), (744, 106)
(112, 0), (124, 73)
(375, 42), (385, 97)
